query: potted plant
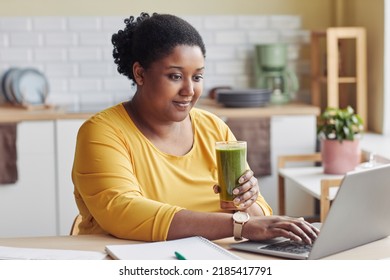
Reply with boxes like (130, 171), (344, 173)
(317, 106), (364, 174)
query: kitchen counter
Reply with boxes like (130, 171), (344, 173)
(0, 99), (320, 123)
(0, 104), (94, 123)
(197, 98), (320, 118)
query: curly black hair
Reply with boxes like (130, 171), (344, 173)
(112, 12), (206, 82)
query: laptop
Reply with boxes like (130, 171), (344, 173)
(231, 164), (390, 259)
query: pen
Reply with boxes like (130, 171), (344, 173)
(174, 251), (187, 260)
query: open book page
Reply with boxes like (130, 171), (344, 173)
(105, 236), (241, 260)
(0, 246), (108, 260)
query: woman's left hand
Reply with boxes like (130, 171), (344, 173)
(213, 169), (259, 210)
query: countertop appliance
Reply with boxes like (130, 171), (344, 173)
(254, 43), (299, 104)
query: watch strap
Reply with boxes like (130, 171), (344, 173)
(233, 221), (244, 241)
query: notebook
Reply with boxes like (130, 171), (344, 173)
(231, 164), (390, 260)
(105, 236), (241, 260)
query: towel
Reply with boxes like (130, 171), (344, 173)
(0, 123), (18, 184)
(225, 117), (271, 176)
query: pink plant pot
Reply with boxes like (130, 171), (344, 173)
(321, 139), (361, 174)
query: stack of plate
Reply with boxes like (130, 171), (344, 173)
(0, 67), (49, 106)
(216, 88), (272, 108)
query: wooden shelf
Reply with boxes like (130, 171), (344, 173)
(310, 27), (367, 129)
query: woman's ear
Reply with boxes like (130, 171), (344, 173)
(133, 62), (145, 85)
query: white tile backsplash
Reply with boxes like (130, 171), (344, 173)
(0, 14), (309, 108)
(32, 17), (67, 31)
(79, 92), (113, 110)
(69, 78), (102, 92)
(67, 17), (101, 31)
(68, 48), (102, 61)
(248, 30), (280, 44)
(214, 31), (247, 45)
(103, 77), (132, 91)
(44, 33), (78, 46)
(0, 48), (32, 62)
(0, 34), (7, 47)
(49, 78), (69, 93)
(46, 63), (77, 78)
(79, 32), (112, 46)
(206, 46), (236, 60)
(9, 33), (43, 47)
(237, 16), (268, 29)
(203, 16), (237, 30)
(0, 17), (32, 31)
(269, 15), (301, 29)
(215, 61), (247, 75)
(101, 17), (125, 31)
(34, 48), (67, 62)
(79, 62), (111, 77)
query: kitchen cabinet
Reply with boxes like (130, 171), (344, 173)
(55, 119), (85, 235)
(0, 119), (85, 238)
(0, 106), (91, 237)
(266, 115), (317, 216)
(0, 121), (57, 237)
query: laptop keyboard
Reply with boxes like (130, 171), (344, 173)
(262, 240), (312, 254)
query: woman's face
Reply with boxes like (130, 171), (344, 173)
(136, 45), (205, 123)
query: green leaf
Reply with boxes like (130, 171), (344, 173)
(317, 106), (364, 141)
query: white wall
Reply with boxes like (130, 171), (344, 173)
(0, 15), (310, 110)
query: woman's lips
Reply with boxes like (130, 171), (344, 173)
(173, 100), (191, 108)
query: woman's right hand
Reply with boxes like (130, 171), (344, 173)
(243, 215), (320, 245)
(213, 170), (260, 211)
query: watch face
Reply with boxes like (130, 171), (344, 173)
(233, 211), (249, 223)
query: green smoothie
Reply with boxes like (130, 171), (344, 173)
(216, 141), (247, 202)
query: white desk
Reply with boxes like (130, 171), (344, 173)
(0, 234), (389, 260)
(278, 165), (344, 221)
(279, 166), (342, 201)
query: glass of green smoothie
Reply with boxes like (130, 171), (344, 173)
(215, 141), (247, 208)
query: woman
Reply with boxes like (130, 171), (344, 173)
(72, 12), (319, 244)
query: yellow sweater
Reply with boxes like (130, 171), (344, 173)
(72, 103), (272, 241)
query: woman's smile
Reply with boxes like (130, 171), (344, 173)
(172, 99), (192, 109)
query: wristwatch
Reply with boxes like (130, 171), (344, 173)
(232, 211), (250, 241)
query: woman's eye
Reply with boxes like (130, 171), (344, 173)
(169, 74), (182, 80)
(193, 74), (204, 82)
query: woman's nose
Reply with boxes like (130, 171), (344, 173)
(180, 78), (195, 96)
